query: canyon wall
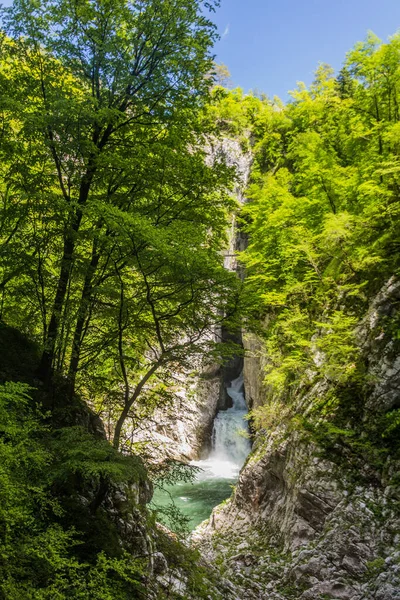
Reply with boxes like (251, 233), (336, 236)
(128, 139), (252, 463)
(194, 278), (400, 600)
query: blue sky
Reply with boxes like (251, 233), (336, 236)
(1, 0), (400, 99)
(212, 0), (400, 99)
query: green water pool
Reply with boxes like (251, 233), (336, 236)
(151, 374), (251, 532)
(151, 475), (236, 531)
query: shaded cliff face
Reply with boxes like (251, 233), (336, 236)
(127, 139), (252, 464)
(194, 279), (400, 600)
(128, 361), (222, 462)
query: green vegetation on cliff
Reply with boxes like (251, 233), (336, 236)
(221, 33), (400, 470)
(0, 325), (228, 600)
(1, 0), (400, 594)
(0, 367), (148, 598)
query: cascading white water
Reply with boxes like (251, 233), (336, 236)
(152, 372), (251, 530)
(193, 372), (251, 479)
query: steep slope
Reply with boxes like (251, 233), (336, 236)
(0, 324), (238, 600)
(195, 279), (400, 600)
(193, 37), (400, 600)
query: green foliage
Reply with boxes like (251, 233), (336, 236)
(49, 426), (146, 486)
(221, 32), (400, 473)
(0, 0), (241, 449)
(149, 460), (201, 536)
(155, 534), (223, 600)
(0, 381), (148, 598)
(314, 313), (360, 382)
(298, 382), (400, 478)
(248, 398), (290, 431)
(2, 8), (400, 594)
(383, 409), (400, 439)
(366, 557), (386, 578)
(150, 459), (201, 487)
(153, 503), (192, 538)
(239, 33), (400, 390)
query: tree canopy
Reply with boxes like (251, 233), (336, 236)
(0, 0), (241, 448)
(218, 32), (400, 463)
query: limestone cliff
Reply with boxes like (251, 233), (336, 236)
(127, 360), (222, 462)
(128, 138), (252, 464)
(194, 278), (400, 600)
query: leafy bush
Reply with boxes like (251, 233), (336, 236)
(0, 382), (147, 598)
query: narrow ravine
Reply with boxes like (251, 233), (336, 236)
(152, 373), (251, 530)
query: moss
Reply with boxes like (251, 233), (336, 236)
(366, 557), (386, 578)
(276, 582), (308, 598)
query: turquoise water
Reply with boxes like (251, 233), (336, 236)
(151, 473), (236, 530)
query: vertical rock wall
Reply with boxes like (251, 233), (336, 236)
(194, 279), (400, 600)
(128, 139), (252, 463)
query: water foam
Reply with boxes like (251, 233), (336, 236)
(193, 372), (251, 481)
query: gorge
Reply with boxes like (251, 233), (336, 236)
(1, 1), (400, 599)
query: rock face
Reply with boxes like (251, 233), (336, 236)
(242, 330), (268, 410)
(194, 279), (400, 600)
(359, 277), (400, 413)
(129, 361), (223, 462)
(128, 139), (252, 464)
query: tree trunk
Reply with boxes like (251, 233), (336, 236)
(67, 237), (101, 394)
(112, 360), (163, 450)
(37, 167), (95, 383)
(113, 406), (131, 451)
(36, 233), (76, 382)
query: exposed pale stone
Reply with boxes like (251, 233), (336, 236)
(194, 278), (400, 599)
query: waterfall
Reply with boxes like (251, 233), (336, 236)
(193, 372), (251, 479)
(152, 372), (251, 530)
